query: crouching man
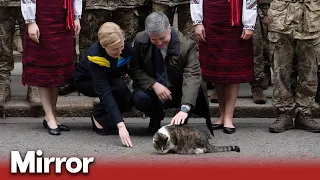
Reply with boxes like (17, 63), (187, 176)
(130, 12), (213, 134)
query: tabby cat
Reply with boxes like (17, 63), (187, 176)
(153, 124), (240, 155)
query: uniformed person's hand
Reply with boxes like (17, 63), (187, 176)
(240, 29), (254, 40)
(28, 22), (40, 44)
(262, 16), (270, 25)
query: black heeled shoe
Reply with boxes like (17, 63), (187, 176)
(212, 124), (224, 130)
(43, 120), (60, 135)
(91, 116), (107, 135)
(223, 127), (236, 134)
(57, 124), (70, 131)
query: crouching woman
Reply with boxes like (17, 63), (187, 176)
(73, 22), (133, 147)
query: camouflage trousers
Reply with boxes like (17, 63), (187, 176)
(250, 15), (264, 87)
(269, 32), (320, 115)
(259, 4), (271, 73)
(250, 10), (272, 87)
(152, 3), (196, 41)
(79, 9), (139, 59)
(0, 6), (25, 84)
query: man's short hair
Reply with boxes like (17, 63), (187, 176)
(145, 12), (170, 35)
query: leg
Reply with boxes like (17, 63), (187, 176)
(73, 78), (104, 130)
(39, 87), (60, 135)
(223, 84), (240, 130)
(294, 38), (320, 133)
(137, 2), (152, 32)
(177, 4), (196, 41)
(214, 84), (226, 125)
(250, 16), (266, 104)
(79, 9), (111, 58)
(260, 4), (272, 89)
(16, 7), (25, 53)
(110, 77), (133, 114)
(0, 7), (15, 103)
(113, 9), (139, 46)
(50, 87), (70, 131)
(316, 66), (320, 103)
(132, 88), (165, 132)
(151, 3), (174, 25)
(268, 32), (295, 133)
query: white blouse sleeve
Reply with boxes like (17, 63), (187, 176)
(190, 0), (203, 25)
(242, 0), (257, 30)
(73, 0), (82, 19)
(21, 0), (36, 24)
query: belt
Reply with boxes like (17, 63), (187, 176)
(279, 0), (318, 3)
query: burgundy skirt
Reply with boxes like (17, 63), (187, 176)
(22, 0), (74, 87)
(199, 0), (254, 84)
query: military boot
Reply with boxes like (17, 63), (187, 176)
(0, 84), (11, 104)
(269, 113), (294, 133)
(262, 72), (271, 90)
(295, 112), (320, 133)
(251, 86), (266, 104)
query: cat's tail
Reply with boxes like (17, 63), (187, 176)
(208, 144), (240, 153)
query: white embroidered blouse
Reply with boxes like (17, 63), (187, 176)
(21, 0), (82, 23)
(190, 0), (257, 30)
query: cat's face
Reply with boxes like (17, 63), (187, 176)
(153, 133), (171, 154)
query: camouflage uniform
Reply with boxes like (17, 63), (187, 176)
(250, 15), (267, 104)
(268, 0), (320, 133)
(258, 0), (272, 89)
(0, 0), (25, 103)
(79, 0), (147, 58)
(151, 0), (195, 41)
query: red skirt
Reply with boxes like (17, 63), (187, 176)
(199, 0), (254, 84)
(22, 0), (74, 87)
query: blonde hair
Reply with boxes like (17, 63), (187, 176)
(98, 22), (125, 47)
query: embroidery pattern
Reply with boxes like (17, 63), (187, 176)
(246, 0), (257, 10)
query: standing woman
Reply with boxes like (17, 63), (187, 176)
(21, 0), (82, 135)
(191, 0), (257, 134)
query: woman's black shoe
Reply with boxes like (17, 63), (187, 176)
(43, 120), (60, 135)
(91, 116), (107, 135)
(212, 124), (223, 130)
(223, 127), (236, 134)
(57, 124), (70, 131)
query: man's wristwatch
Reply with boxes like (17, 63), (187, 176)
(181, 105), (190, 113)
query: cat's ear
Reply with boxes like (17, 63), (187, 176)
(164, 136), (169, 142)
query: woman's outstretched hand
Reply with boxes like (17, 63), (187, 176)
(117, 122), (133, 147)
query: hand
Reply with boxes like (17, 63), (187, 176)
(240, 29), (254, 40)
(170, 111), (189, 125)
(151, 82), (172, 102)
(28, 22), (40, 43)
(74, 19), (81, 37)
(194, 24), (206, 42)
(262, 16), (270, 25)
(117, 122), (133, 147)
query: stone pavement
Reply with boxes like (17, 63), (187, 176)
(1, 117), (320, 163)
(2, 52), (320, 118)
